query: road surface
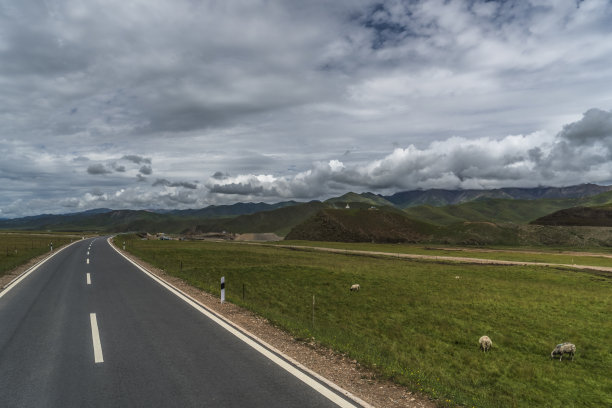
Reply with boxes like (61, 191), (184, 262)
(0, 237), (359, 407)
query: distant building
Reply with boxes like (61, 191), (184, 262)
(345, 203), (350, 209)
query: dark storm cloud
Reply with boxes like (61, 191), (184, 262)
(121, 155), (152, 165)
(152, 178), (197, 189)
(139, 165), (152, 175)
(558, 108), (612, 145)
(212, 171), (227, 180)
(209, 183), (267, 196)
(87, 164), (111, 175)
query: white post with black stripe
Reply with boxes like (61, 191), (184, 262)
(220, 276), (225, 304)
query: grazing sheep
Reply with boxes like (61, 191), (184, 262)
(479, 335), (492, 352)
(350, 284), (360, 292)
(551, 343), (576, 361)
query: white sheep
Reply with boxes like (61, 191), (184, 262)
(479, 335), (492, 352)
(550, 343), (576, 361)
(350, 284), (360, 292)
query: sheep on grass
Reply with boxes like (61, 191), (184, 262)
(350, 284), (360, 292)
(551, 343), (576, 361)
(479, 335), (492, 352)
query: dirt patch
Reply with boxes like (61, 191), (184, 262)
(113, 244), (436, 408)
(234, 233), (283, 242)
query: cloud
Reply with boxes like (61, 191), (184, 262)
(112, 163), (126, 172)
(87, 164), (111, 175)
(205, 108), (612, 196)
(2, 2), (612, 217)
(152, 178), (197, 189)
(121, 155), (152, 165)
(209, 182), (267, 196)
(558, 108), (612, 145)
(139, 165), (152, 175)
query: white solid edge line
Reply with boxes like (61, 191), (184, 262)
(87, 273), (91, 285)
(90, 313), (104, 363)
(0, 240), (78, 299)
(107, 238), (371, 408)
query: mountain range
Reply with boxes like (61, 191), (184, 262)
(2, 184), (612, 245)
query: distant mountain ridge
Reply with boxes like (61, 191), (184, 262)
(382, 183), (612, 208)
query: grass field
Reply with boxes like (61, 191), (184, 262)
(117, 235), (611, 407)
(0, 232), (79, 278)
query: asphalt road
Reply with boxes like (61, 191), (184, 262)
(0, 237), (358, 407)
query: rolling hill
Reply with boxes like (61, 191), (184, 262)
(285, 207), (436, 243)
(402, 189), (612, 226)
(383, 183), (612, 208)
(325, 192), (396, 208)
(190, 201), (328, 236)
(530, 205), (612, 227)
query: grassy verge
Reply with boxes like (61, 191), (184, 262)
(117, 235), (612, 408)
(0, 232), (80, 277)
(276, 240), (612, 268)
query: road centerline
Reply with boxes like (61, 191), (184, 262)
(86, 273), (91, 285)
(89, 313), (104, 363)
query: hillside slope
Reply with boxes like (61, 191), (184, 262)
(191, 201), (328, 236)
(403, 198), (581, 225)
(530, 205), (612, 227)
(325, 192), (395, 208)
(285, 207), (436, 243)
(384, 183), (612, 208)
(404, 189), (612, 226)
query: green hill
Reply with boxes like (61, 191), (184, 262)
(384, 183), (612, 208)
(403, 198), (581, 225)
(285, 207), (437, 243)
(191, 201), (328, 236)
(530, 205), (612, 227)
(325, 192), (395, 208)
(403, 189), (612, 226)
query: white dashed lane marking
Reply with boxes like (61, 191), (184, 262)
(90, 313), (104, 363)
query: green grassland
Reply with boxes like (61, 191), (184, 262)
(0, 232), (79, 277)
(117, 235), (612, 408)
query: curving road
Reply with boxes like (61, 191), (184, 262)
(0, 237), (360, 407)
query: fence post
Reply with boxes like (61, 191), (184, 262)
(312, 294), (315, 329)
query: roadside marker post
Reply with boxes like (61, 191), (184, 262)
(221, 276), (225, 304)
(312, 294), (315, 328)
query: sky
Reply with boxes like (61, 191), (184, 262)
(1, 0), (612, 218)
